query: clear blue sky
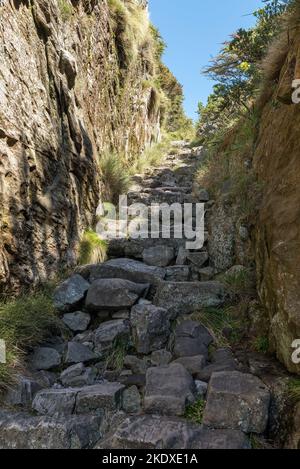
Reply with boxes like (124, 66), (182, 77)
(149, 0), (263, 120)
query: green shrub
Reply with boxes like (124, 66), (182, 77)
(99, 152), (130, 204)
(79, 229), (108, 265)
(288, 379), (300, 403)
(0, 288), (63, 392)
(58, 0), (73, 22)
(184, 399), (206, 424)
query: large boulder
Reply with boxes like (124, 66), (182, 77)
(0, 411), (103, 449)
(85, 278), (149, 312)
(144, 363), (195, 416)
(75, 382), (125, 414)
(29, 347), (61, 371)
(173, 321), (213, 360)
(154, 281), (228, 317)
(203, 371), (271, 434)
(143, 246), (175, 267)
(93, 320), (130, 354)
(54, 275), (90, 312)
(131, 303), (171, 354)
(78, 258), (165, 285)
(98, 415), (201, 449)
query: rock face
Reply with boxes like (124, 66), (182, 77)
(203, 371), (270, 433)
(0, 0), (161, 293)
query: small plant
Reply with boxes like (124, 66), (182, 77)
(79, 229), (108, 265)
(184, 399), (205, 424)
(105, 340), (128, 372)
(0, 288), (63, 392)
(58, 0), (73, 22)
(191, 306), (242, 347)
(99, 152), (130, 204)
(287, 379), (300, 403)
(253, 336), (270, 354)
(130, 139), (171, 175)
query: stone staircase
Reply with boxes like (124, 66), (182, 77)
(0, 144), (272, 449)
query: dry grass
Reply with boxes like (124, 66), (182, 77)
(99, 151), (130, 204)
(78, 229), (108, 265)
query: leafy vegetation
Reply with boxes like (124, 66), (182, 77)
(105, 339), (129, 372)
(58, 0), (73, 22)
(184, 398), (206, 424)
(287, 379), (300, 403)
(0, 287), (63, 392)
(79, 229), (108, 265)
(99, 152), (130, 204)
(253, 336), (270, 354)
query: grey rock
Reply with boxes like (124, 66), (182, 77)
(173, 355), (206, 376)
(173, 321), (214, 360)
(195, 380), (208, 399)
(203, 371), (271, 433)
(191, 427), (250, 449)
(112, 310), (130, 320)
(154, 281), (228, 317)
(65, 342), (96, 365)
(75, 382), (125, 414)
(119, 374), (146, 389)
(30, 347), (61, 371)
(144, 364), (195, 416)
(143, 246), (175, 267)
(198, 189), (210, 202)
(165, 265), (190, 281)
(62, 311), (91, 332)
(124, 356), (148, 375)
(85, 278), (149, 312)
(131, 303), (171, 354)
(0, 411), (103, 449)
(239, 226), (249, 241)
(150, 350), (172, 367)
(32, 388), (78, 416)
(79, 258), (165, 285)
(223, 265), (249, 279)
(54, 275), (90, 313)
(196, 348), (238, 382)
(176, 247), (188, 265)
(198, 267), (215, 281)
(187, 252), (209, 268)
(122, 386), (141, 414)
(101, 415), (201, 449)
(60, 363), (96, 387)
(94, 320), (130, 354)
(4, 375), (43, 407)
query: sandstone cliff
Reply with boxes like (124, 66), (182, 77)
(0, 0), (161, 292)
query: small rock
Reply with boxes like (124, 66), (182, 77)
(198, 267), (214, 281)
(60, 50), (78, 89)
(122, 386), (141, 414)
(165, 265), (190, 281)
(30, 347), (61, 371)
(124, 356), (148, 375)
(239, 226), (249, 241)
(131, 303), (171, 354)
(144, 363), (195, 416)
(4, 375), (43, 407)
(32, 388), (77, 416)
(203, 371), (271, 433)
(60, 363), (96, 387)
(54, 275), (90, 312)
(112, 310), (130, 320)
(172, 355), (206, 376)
(187, 252), (209, 268)
(176, 247), (188, 265)
(150, 350), (172, 366)
(65, 342), (96, 365)
(198, 189), (210, 202)
(119, 374), (146, 389)
(94, 320), (130, 354)
(62, 311), (91, 332)
(143, 246), (175, 267)
(196, 348), (238, 382)
(173, 321), (214, 360)
(191, 427), (251, 450)
(194, 380), (208, 399)
(85, 278), (149, 312)
(75, 382), (125, 414)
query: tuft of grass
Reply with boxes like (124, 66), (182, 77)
(219, 268), (256, 300)
(129, 139), (171, 175)
(58, 0), (73, 22)
(99, 152), (130, 204)
(184, 399), (205, 425)
(105, 340), (128, 372)
(252, 336), (270, 354)
(287, 379), (300, 403)
(79, 229), (108, 266)
(190, 307), (243, 347)
(0, 288), (63, 392)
